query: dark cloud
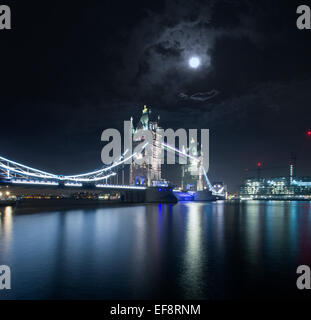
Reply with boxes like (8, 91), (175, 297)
(179, 89), (219, 101)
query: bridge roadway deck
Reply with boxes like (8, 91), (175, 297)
(0, 182), (177, 203)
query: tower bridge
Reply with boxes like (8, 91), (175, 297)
(0, 107), (225, 204)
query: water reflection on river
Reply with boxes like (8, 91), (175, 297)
(0, 201), (311, 299)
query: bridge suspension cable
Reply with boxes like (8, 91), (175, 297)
(0, 141), (223, 195)
(0, 144), (148, 183)
(161, 142), (224, 195)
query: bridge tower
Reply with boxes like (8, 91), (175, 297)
(181, 142), (204, 191)
(129, 106), (162, 187)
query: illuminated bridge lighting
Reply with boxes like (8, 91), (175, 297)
(217, 187), (224, 194)
(65, 144), (147, 179)
(11, 179), (59, 186)
(95, 184), (146, 190)
(64, 153), (136, 178)
(64, 182), (83, 187)
(0, 155), (59, 179)
(0, 141), (223, 195)
(161, 142), (199, 162)
(0, 145), (148, 183)
(0, 162), (57, 179)
(64, 172), (117, 182)
(202, 167), (215, 192)
(162, 142), (224, 195)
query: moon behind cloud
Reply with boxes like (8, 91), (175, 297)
(189, 56), (201, 68)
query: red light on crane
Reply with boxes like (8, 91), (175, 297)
(307, 130), (311, 137)
(257, 162), (262, 167)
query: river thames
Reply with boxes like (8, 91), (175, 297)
(1, 201), (311, 300)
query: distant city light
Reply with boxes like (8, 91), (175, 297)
(257, 162), (262, 167)
(307, 130), (311, 137)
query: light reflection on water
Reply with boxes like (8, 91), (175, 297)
(0, 201), (311, 299)
(182, 202), (205, 299)
(0, 206), (13, 255)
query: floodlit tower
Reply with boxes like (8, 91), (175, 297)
(129, 106), (162, 186)
(289, 153), (296, 185)
(181, 141), (203, 191)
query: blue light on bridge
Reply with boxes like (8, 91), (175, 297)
(0, 141), (219, 196)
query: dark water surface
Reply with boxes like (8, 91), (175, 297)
(1, 201), (311, 300)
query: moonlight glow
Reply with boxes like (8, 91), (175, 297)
(189, 56), (200, 69)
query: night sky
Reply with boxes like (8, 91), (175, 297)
(1, 0), (311, 191)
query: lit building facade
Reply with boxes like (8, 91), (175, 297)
(240, 177), (311, 199)
(240, 157), (311, 199)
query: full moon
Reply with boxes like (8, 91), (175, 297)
(189, 56), (200, 69)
